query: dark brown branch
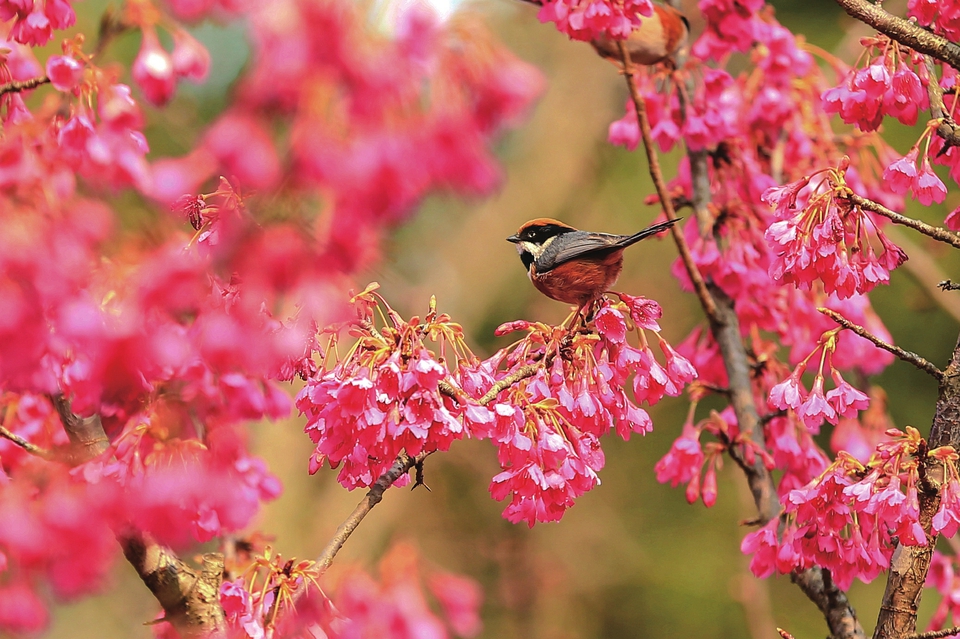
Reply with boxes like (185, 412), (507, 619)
(53, 395), (224, 637)
(0, 76), (49, 97)
(832, 0), (960, 71)
(874, 334), (960, 639)
(844, 192), (960, 250)
(671, 50), (864, 639)
(923, 56), (960, 150)
(0, 423), (54, 460)
(50, 393), (110, 461)
(616, 41), (720, 324)
(120, 531), (226, 639)
(819, 307), (943, 380)
(905, 626), (960, 639)
(940, 280), (960, 292)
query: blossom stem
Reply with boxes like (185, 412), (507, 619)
(832, 0), (960, 71)
(615, 41), (719, 324)
(0, 423), (54, 460)
(818, 307), (943, 380)
(843, 192), (960, 250)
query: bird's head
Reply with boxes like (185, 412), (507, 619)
(506, 218), (577, 269)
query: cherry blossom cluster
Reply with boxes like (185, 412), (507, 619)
(822, 35), (929, 132)
(1, 0), (76, 47)
(215, 543), (481, 639)
(299, 288), (697, 526)
(151, 0), (543, 273)
(297, 284), (470, 489)
(763, 161), (908, 300)
(469, 294), (696, 526)
(768, 327), (870, 432)
(534, 0), (654, 41)
(908, 0), (960, 43)
(742, 428), (960, 590)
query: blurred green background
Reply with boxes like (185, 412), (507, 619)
(41, 0), (960, 637)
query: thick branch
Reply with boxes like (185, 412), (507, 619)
(673, 59), (863, 639)
(832, 0), (960, 71)
(819, 308), (943, 380)
(846, 193), (960, 250)
(874, 334), (960, 639)
(792, 568), (865, 639)
(50, 393), (110, 461)
(121, 531), (226, 639)
(616, 42), (719, 323)
(53, 395), (224, 637)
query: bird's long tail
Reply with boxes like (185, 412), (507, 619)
(617, 218), (682, 248)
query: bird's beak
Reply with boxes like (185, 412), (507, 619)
(506, 234), (520, 243)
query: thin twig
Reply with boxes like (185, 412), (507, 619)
(0, 424), (54, 459)
(905, 627), (960, 639)
(940, 280), (960, 292)
(477, 364), (540, 406)
(832, 0), (960, 71)
(844, 192), (960, 250)
(0, 76), (49, 97)
(819, 307), (943, 380)
(615, 41), (719, 323)
(315, 451), (426, 573)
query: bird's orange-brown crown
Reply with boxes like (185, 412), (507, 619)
(515, 218), (576, 235)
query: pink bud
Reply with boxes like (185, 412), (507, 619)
(172, 30), (210, 82)
(132, 28), (176, 106)
(46, 55), (83, 92)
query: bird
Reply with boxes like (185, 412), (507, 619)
(590, 3), (690, 68)
(506, 217), (680, 315)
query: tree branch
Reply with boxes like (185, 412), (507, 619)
(906, 626), (960, 639)
(832, 0), (960, 71)
(616, 42), (720, 324)
(52, 394), (225, 638)
(0, 423), (54, 460)
(120, 531), (226, 639)
(923, 56), (960, 151)
(819, 308), (943, 380)
(874, 333), (960, 639)
(634, 47), (865, 639)
(0, 76), (49, 97)
(844, 192), (960, 250)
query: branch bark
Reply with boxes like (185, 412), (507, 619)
(614, 43), (863, 639)
(845, 192), (960, 250)
(53, 395), (226, 638)
(832, 0), (960, 71)
(873, 334), (960, 639)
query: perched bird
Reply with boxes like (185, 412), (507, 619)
(590, 3), (690, 67)
(507, 217), (680, 312)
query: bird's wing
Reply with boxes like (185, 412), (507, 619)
(535, 232), (623, 272)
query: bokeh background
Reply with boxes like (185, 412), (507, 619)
(41, 0), (960, 637)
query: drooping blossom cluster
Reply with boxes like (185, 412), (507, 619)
(742, 429), (960, 590)
(298, 287), (697, 526)
(763, 161), (908, 300)
(925, 551), (960, 635)
(767, 327), (870, 432)
(214, 542), (481, 639)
